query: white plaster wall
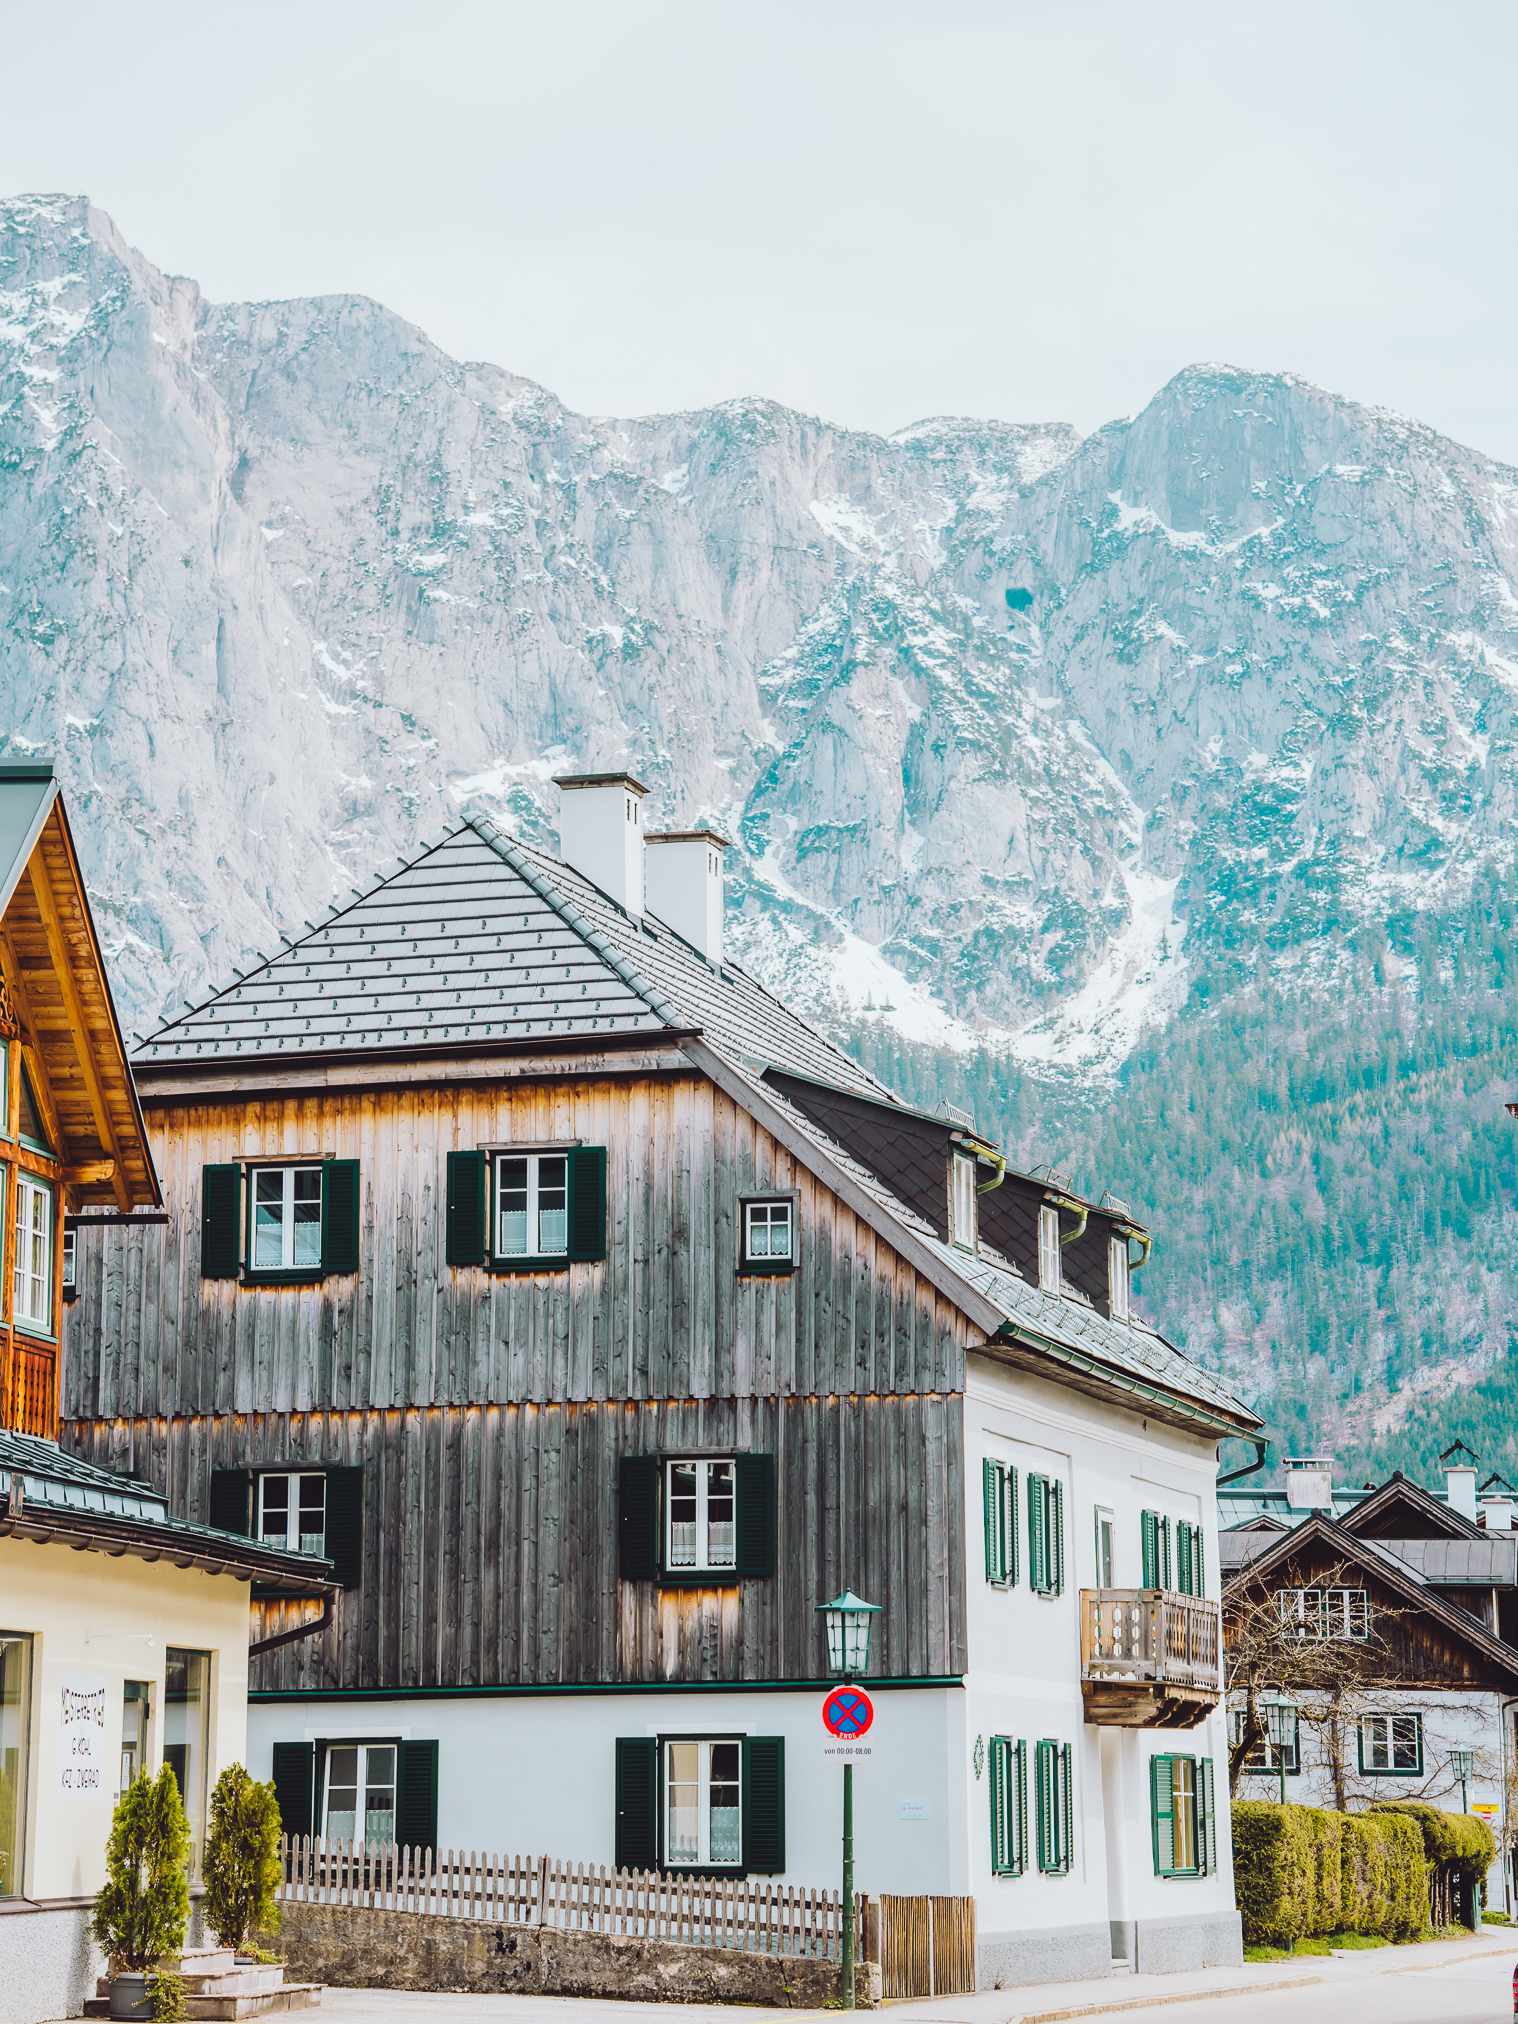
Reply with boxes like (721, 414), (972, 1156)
(0, 1536), (251, 1901)
(963, 1355), (1237, 1935)
(247, 1685), (960, 1893)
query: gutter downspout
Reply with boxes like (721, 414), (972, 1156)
(1053, 1195), (1088, 1247)
(1127, 1231), (1153, 1276)
(1218, 1440), (1270, 1489)
(249, 1593), (336, 1658)
(976, 1151), (1007, 1196)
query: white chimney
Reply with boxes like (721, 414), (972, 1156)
(1482, 1497), (1514, 1533)
(645, 829), (729, 966)
(554, 773), (648, 918)
(1447, 1465), (1479, 1524)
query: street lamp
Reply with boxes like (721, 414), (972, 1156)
(1451, 1747), (1475, 1813)
(1259, 1690), (1299, 1807)
(817, 1590), (881, 2010)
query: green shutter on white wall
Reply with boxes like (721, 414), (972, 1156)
(1151, 1754), (1175, 1876)
(1029, 1473), (1048, 1594)
(1193, 1526), (1205, 1599)
(1141, 1510), (1159, 1589)
(1200, 1757), (1216, 1875)
(1176, 1521), (1192, 1596)
(983, 1459), (1000, 1584)
(1051, 1479), (1065, 1596)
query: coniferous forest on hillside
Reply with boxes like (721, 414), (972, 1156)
(851, 862), (1518, 1491)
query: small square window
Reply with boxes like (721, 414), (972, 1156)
(666, 1458), (736, 1572)
(258, 1471), (327, 1556)
(250, 1165), (323, 1272)
(495, 1153), (568, 1259)
(740, 1197), (795, 1273)
(1361, 1712), (1421, 1774)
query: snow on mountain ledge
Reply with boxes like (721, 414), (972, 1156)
(3, 197), (1518, 1080)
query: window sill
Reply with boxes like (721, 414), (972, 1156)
(489, 1256), (573, 1275)
(657, 1571), (744, 1589)
(242, 1270), (328, 1287)
(736, 1260), (796, 1278)
(662, 1866), (749, 1881)
(13, 1321), (57, 1344)
(1358, 1767), (1422, 1778)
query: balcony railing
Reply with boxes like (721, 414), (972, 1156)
(7, 1341), (57, 1439)
(1079, 1588), (1221, 1730)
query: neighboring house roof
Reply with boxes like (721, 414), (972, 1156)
(1369, 1537), (1518, 1586)
(135, 815), (1256, 1438)
(1222, 1510), (1518, 1686)
(0, 764), (158, 1211)
(0, 1431), (333, 1594)
(1341, 1470), (1483, 1542)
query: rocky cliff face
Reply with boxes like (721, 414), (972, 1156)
(4, 193), (1517, 1065)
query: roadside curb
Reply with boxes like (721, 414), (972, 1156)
(1008, 1976), (1329, 2023)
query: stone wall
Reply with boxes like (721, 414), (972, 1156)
(278, 1900), (882, 2008)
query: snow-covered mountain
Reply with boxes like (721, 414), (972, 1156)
(5, 192), (1518, 1065)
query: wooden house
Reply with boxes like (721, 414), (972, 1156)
(0, 761), (159, 1438)
(63, 773), (1260, 1986)
(1221, 1459), (1518, 1911)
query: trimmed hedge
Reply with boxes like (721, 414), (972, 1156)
(1231, 1802), (1428, 1946)
(1370, 1802), (1496, 1873)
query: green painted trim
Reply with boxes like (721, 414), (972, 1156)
(250, 1675), (966, 1705)
(241, 1270), (327, 1287)
(735, 1262), (796, 1278)
(488, 1258), (571, 1274)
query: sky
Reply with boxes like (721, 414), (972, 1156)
(3, 0), (1516, 458)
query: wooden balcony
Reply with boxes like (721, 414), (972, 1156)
(3, 1337), (58, 1439)
(1079, 1588), (1221, 1730)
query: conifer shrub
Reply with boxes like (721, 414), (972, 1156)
(1370, 1801), (1495, 1872)
(203, 1765), (283, 1953)
(91, 1767), (192, 1971)
(1231, 1803), (1429, 1946)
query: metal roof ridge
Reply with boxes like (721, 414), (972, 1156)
(465, 812), (688, 1030)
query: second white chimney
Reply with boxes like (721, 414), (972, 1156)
(554, 772), (648, 918)
(645, 829), (729, 966)
(1482, 1497), (1514, 1533)
(1447, 1464), (1479, 1525)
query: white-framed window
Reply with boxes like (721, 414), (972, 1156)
(258, 1472), (327, 1556)
(1038, 1206), (1061, 1291)
(61, 1225), (77, 1294)
(1359, 1713), (1421, 1775)
(1277, 1587), (1369, 1640)
(251, 1164), (323, 1272)
(323, 1742), (397, 1845)
(743, 1199), (793, 1266)
(666, 1458), (735, 1572)
(495, 1152), (568, 1258)
(665, 1737), (742, 1869)
(13, 1174), (52, 1332)
(951, 1154), (977, 1252)
(1095, 1506), (1115, 1588)
(1109, 1237), (1130, 1320)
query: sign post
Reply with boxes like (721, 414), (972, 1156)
(822, 1686), (874, 2007)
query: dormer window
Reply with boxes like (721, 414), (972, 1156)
(1038, 1206), (1061, 1292)
(950, 1154), (977, 1252)
(1109, 1237), (1130, 1321)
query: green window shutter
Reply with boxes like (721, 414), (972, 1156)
(1060, 1743), (1073, 1873)
(1200, 1757), (1216, 1875)
(1193, 1525), (1205, 1599)
(445, 1150), (487, 1266)
(989, 1737), (1004, 1870)
(1007, 1466), (1019, 1585)
(271, 1741), (314, 1842)
(1161, 1516), (1172, 1590)
(1141, 1510), (1158, 1589)
(201, 1163), (242, 1278)
(567, 1145), (608, 1262)
(615, 1736), (659, 1871)
(1052, 1478), (1065, 1596)
(1176, 1520), (1192, 1597)
(1015, 1740), (1027, 1875)
(1029, 1472), (1048, 1594)
(735, 1454), (775, 1577)
(323, 1466), (363, 1588)
(320, 1159), (361, 1274)
(743, 1736), (786, 1874)
(1035, 1739), (1056, 1871)
(396, 1740), (439, 1855)
(1151, 1754), (1175, 1876)
(619, 1454), (661, 1580)
(983, 1459), (999, 1583)
(209, 1468), (252, 1535)
(1356, 1721), (1365, 1776)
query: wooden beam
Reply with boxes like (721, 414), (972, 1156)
(25, 859), (132, 1212)
(63, 1160), (116, 1188)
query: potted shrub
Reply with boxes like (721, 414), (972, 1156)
(91, 1766), (192, 2021)
(203, 1765), (283, 1958)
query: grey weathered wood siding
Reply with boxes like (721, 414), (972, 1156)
(63, 1072), (971, 1418)
(62, 1393), (967, 1692)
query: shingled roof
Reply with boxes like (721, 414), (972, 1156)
(137, 815), (1256, 1436)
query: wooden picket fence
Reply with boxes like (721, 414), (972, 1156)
(278, 1837), (863, 1958)
(878, 1893), (978, 1998)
